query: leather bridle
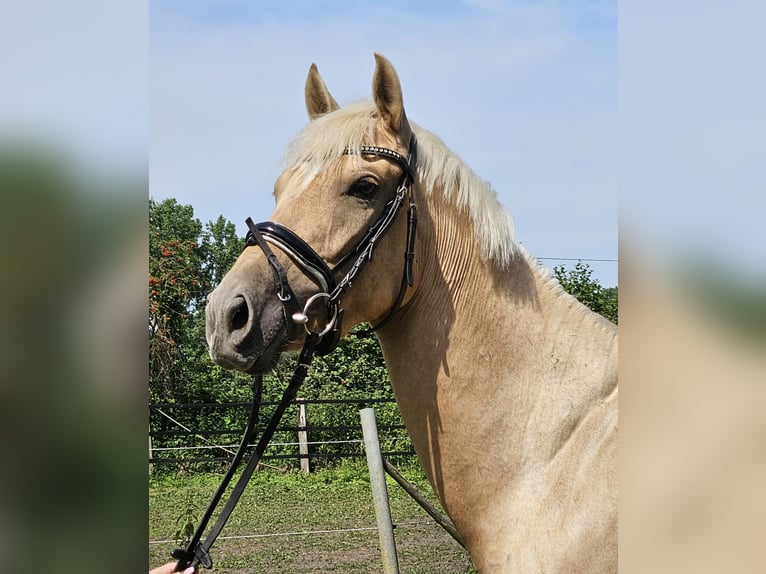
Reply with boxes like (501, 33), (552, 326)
(245, 135), (418, 355)
(171, 136), (417, 572)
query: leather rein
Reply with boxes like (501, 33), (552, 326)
(172, 137), (417, 572)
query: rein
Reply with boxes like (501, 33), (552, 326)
(172, 334), (319, 572)
(172, 138), (417, 572)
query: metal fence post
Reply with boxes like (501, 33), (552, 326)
(360, 407), (400, 574)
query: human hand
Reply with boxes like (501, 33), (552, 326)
(149, 562), (195, 574)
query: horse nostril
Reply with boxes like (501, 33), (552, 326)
(229, 297), (249, 332)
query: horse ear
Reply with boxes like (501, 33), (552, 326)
(372, 53), (409, 135)
(305, 63), (339, 120)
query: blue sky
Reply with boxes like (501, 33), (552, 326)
(151, 0), (618, 286)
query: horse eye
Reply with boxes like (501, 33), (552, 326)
(348, 178), (378, 199)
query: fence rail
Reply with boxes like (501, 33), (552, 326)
(149, 397), (415, 471)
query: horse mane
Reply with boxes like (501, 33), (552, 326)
(282, 101), (519, 267)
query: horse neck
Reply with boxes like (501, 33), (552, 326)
(376, 190), (617, 495)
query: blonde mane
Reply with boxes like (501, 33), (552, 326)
(282, 101), (519, 267)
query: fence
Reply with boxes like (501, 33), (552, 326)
(149, 397), (416, 472)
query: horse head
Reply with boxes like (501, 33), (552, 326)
(205, 54), (418, 373)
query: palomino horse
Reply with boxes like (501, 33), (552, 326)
(206, 54), (617, 573)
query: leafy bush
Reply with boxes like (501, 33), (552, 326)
(554, 261), (618, 324)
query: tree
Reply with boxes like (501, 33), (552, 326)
(149, 199), (249, 403)
(553, 261), (618, 324)
(149, 198), (205, 400)
(200, 215), (244, 288)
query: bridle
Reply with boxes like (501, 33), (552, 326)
(171, 136), (417, 572)
(244, 135), (418, 355)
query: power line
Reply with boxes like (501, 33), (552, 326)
(537, 257), (617, 262)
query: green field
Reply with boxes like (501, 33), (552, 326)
(149, 461), (475, 573)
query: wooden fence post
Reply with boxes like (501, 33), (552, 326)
(297, 398), (310, 474)
(148, 422), (153, 475)
(360, 407), (400, 574)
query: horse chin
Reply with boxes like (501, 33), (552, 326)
(245, 353), (283, 375)
(242, 325), (289, 375)
(208, 318), (288, 375)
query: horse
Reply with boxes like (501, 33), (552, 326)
(205, 53), (618, 573)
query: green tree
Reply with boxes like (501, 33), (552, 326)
(553, 261), (618, 324)
(199, 215), (245, 288)
(149, 198), (205, 401)
(184, 215), (246, 396)
(149, 198), (250, 403)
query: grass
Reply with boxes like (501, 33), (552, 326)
(149, 460), (476, 573)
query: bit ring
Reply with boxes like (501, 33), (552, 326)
(297, 292), (338, 337)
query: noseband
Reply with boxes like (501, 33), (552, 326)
(245, 135), (418, 355)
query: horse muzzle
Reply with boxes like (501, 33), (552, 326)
(205, 286), (288, 373)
